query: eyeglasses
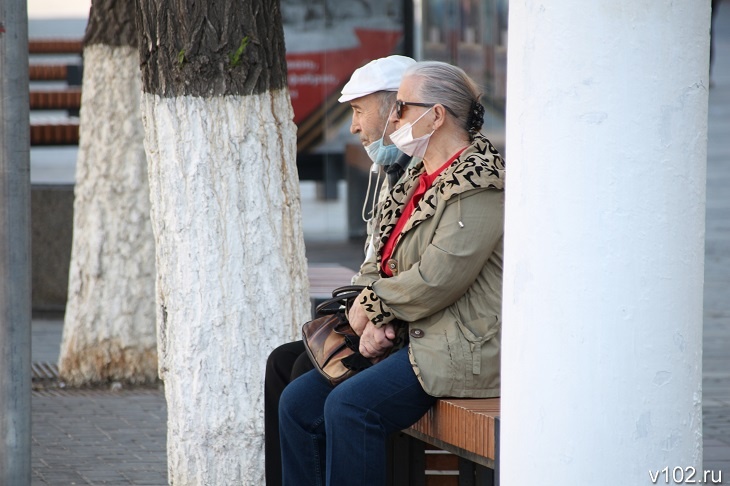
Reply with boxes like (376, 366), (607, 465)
(394, 100), (457, 120)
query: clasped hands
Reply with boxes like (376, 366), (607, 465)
(347, 300), (396, 359)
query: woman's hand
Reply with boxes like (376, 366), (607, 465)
(347, 299), (370, 335)
(359, 322), (397, 359)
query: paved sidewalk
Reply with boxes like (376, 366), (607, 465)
(30, 241), (364, 486)
(31, 7), (730, 485)
(32, 389), (167, 485)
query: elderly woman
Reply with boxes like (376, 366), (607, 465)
(279, 61), (505, 486)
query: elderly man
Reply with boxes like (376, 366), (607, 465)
(264, 55), (415, 486)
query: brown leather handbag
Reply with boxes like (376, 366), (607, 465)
(302, 285), (374, 386)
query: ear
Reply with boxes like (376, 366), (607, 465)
(431, 104), (448, 130)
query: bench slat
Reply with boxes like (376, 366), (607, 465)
(29, 39), (83, 55)
(30, 90), (82, 110)
(30, 122), (80, 146)
(306, 264), (357, 299)
(29, 64), (69, 81)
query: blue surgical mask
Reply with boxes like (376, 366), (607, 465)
(365, 137), (401, 167)
(365, 113), (401, 167)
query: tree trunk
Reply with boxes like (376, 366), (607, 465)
(136, 0), (310, 482)
(59, 0), (157, 386)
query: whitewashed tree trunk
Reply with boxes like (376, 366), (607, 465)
(137, 1), (309, 479)
(141, 91), (309, 483)
(60, 44), (157, 386)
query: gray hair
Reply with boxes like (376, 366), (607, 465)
(404, 61), (483, 137)
(375, 90), (398, 119)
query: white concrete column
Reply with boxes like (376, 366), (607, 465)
(502, 2), (710, 484)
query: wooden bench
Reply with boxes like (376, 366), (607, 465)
(29, 39), (84, 146)
(389, 398), (500, 486)
(306, 263), (357, 315)
(307, 263), (500, 484)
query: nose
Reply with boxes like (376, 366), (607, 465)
(350, 115), (360, 135)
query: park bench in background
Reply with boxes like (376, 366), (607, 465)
(307, 263), (359, 315)
(29, 39), (84, 311)
(29, 39), (83, 146)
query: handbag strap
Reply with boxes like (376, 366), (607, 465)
(315, 285), (366, 316)
(332, 285), (366, 296)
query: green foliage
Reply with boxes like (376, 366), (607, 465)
(228, 37), (250, 68)
(177, 49), (186, 66)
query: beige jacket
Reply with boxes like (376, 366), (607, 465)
(353, 133), (505, 397)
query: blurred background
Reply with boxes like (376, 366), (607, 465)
(28, 0), (511, 312)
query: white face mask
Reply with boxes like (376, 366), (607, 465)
(389, 107), (434, 158)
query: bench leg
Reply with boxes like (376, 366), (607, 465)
(459, 458), (476, 486)
(458, 458), (495, 486)
(66, 64), (82, 117)
(387, 432), (425, 486)
(475, 463), (495, 486)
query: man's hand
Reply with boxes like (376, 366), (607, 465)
(359, 322), (397, 359)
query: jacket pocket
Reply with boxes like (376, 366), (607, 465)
(454, 315), (500, 375)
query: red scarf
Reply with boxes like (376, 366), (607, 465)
(380, 148), (466, 276)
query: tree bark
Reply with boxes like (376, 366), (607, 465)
(137, 0), (287, 97)
(59, 0), (157, 386)
(137, 0), (310, 482)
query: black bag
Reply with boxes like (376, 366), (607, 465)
(301, 285), (375, 386)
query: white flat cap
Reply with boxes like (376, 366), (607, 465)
(338, 55), (416, 103)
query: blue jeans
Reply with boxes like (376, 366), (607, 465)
(279, 346), (436, 486)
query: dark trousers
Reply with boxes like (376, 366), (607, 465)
(265, 340), (314, 486)
(278, 346), (436, 486)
